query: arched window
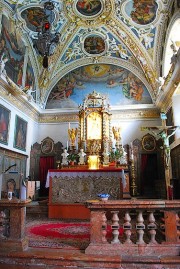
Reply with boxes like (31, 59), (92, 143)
(163, 18), (180, 77)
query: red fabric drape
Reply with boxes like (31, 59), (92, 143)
(141, 154), (148, 174)
(39, 156), (54, 196)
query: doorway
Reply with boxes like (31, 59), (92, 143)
(141, 154), (158, 198)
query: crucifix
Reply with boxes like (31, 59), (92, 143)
(141, 113), (179, 199)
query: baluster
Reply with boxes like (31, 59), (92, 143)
(123, 211), (132, 244)
(0, 211), (6, 239)
(102, 211), (107, 243)
(111, 211), (120, 244)
(136, 210), (145, 244)
(147, 211), (157, 244)
(176, 213), (180, 241)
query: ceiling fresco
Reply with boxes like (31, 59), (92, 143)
(0, 0), (178, 110)
(46, 64), (152, 109)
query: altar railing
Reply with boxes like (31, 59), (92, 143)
(85, 199), (180, 256)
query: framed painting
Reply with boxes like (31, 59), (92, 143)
(14, 116), (27, 151)
(1, 173), (20, 199)
(0, 104), (11, 145)
(142, 134), (156, 152)
(41, 137), (54, 154)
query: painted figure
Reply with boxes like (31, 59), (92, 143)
(0, 112), (7, 141)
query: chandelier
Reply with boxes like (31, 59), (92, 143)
(33, 1), (60, 68)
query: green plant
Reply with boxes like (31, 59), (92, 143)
(68, 153), (78, 162)
(109, 149), (123, 162)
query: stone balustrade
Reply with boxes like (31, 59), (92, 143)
(85, 199), (180, 256)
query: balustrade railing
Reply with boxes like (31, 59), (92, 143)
(85, 200), (180, 256)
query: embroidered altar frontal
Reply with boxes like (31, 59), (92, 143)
(48, 169), (123, 203)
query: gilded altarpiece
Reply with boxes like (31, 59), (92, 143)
(78, 91), (112, 158)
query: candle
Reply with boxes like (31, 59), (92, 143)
(68, 122), (71, 129)
(76, 139), (78, 151)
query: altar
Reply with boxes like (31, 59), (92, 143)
(47, 167), (130, 219)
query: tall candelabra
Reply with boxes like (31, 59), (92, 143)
(130, 159), (138, 196)
(130, 144), (138, 196)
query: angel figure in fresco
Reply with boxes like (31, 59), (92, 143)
(77, 0), (101, 13)
(0, 52), (8, 76)
(68, 128), (78, 146)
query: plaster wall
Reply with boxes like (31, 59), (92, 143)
(38, 118), (162, 149)
(0, 98), (39, 175)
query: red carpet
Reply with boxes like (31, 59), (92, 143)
(26, 220), (123, 250)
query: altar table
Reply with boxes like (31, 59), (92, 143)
(46, 168), (130, 219)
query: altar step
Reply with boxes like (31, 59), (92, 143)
(26, 200), (48, 218)
(0, 248), (180, 269)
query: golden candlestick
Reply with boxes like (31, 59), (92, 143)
(130, 160), (137, 196)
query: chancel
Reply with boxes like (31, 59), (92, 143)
(0, 0), (180, 268)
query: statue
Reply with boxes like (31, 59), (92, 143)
(147, 127), (179, 167)
(61, 149), (69, 166)
(112, 126), (122, 142)
(90, 139), (101, 155)
(102, 150), (109, 165)
(68, 128), (78, 146)
(78, 149), (86, 165)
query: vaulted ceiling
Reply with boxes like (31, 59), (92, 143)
(0, 0), (179, 111)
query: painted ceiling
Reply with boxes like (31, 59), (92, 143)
(0, 0), (176, 110)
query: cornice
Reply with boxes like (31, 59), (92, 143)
(0, 78), (40, 122)
(39, 108), (160, 123)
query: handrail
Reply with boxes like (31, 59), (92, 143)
(85, 199), (180, 256)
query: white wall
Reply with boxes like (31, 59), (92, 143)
(0, 97), (39, 176)
(38, 118), (162, 148)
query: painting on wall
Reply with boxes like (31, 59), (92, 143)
(21, 7), (50, 32)
(14, 116), (27, 151)
(76, 0), (102, 16)
(23, 59), (36, 101)
(0, 15), (25, 87)
(1, 173), (20, 199)
(84, 35), (106, 54)
(124, 0), (158, 25)
(0, 104), (11, 145)
(46, 64), (153, 109)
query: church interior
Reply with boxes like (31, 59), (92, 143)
(0, 0), (180, 268)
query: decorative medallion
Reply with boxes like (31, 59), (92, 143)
(142, 134), (156, 151)
(76, 0), (102, 17)
(84, 35), (106, 55)
(122, 0), (158, 26)
(41, 137), (54, 154)
(21, 7), (55, 32)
